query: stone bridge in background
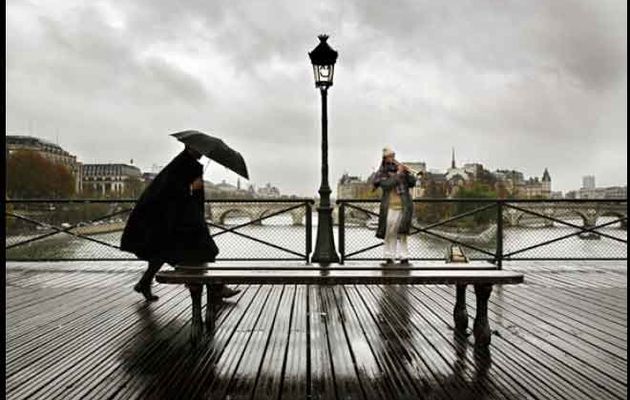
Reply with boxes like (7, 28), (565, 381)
(207, 202), (307, 226)
(205, 201), (627, 231)
(337, 201), (627, 230)
(503, 202), (627, 230)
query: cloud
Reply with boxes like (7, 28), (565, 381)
(6, 0), (627, 195)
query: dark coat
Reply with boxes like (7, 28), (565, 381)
(120, 150), (218, 266)
(372, 164), (417, 239)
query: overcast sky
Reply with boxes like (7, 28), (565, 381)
(6, 0), (627, 196)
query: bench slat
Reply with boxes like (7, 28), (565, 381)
(161, 263), (497, 271)
(156, 269), (523, 286)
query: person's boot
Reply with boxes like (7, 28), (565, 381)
(220, 285), (241, 299)
(134, 282), (159, 302)
(399, 259), (411, 266)
(380, 258), (395, 267)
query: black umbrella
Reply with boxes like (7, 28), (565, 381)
(171, 130), (249, 179)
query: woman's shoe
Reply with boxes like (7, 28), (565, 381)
(220, 286), (241, 299)
(380, 259), (395, 266)
(134, 283), (159, 302)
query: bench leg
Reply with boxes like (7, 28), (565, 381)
(473, 284), (493, 347)
(205, 284), (220, 333)
(187, 284), (203, 345)
(453, 284), (468, 333)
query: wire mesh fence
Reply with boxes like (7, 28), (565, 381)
(501, 201), (627, 261)
(6, 198), (626, 265)
(337, 199), (627, 266)
(5, 199), (313, 262)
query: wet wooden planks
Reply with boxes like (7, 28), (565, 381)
(5, 262), (627, 400)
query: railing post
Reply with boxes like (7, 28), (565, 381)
(338, 202), (345, 265)
(496, 201), (503, 269)
(305, 202), (313, 264)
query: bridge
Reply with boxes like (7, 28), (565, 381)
(335, 200), (628, 231)
(503, 202), (627, 230)
(207, 202), (307, 226)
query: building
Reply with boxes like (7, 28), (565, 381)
(215, 180), (239, 193)
(511, 168), (552, 198)
(446, 171), (471, 197)
(257, 183), (281, 198)
(564, 190), (578, 199)
(421, 171), (448, 198)
(463, 163), (484, 179)
(494, 169), (525, 196)
(577, 185), (627, 199)
(582, 175), (596, 189)
(541, 168), (551, 195)
(577, 188), (606, 199)
(6, 135), (83, 192)
(82, 163), (142, 196)
(444, 148), (475, 197)
(604, 186), (627, 199)
(337, 173), (373, 199)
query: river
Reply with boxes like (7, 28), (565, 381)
(5, 215), (626, 261)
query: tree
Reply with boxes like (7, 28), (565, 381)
(415, 178), (452, 224)
(7, 150), (75, 199)
(453, 183), (497, 228)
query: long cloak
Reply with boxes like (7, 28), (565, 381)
(120, 150), (218, 265)
(372, 165), (417, 240)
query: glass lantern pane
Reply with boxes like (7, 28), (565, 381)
(312, 64), (335, 87)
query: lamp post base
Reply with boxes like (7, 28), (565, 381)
(311, 206), (339, 265)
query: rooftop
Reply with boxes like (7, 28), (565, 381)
(6, 135), (68, 153)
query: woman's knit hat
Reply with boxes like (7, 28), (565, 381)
(382, 146), (395, 157)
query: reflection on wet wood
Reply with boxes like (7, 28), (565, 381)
(5, 261), (627, 399)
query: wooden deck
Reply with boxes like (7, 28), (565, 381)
(5, 261), (627, 399)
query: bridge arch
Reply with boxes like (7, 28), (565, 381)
(346, 208), (371, 224)
(218, 209), (256, 225)
(255, 208), (306, 226)
(256, 209), (289, 225)
(599, 211), (628, 230)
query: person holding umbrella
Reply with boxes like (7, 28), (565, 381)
(121, 130), (247, 301)
(371, 146), (417, 266)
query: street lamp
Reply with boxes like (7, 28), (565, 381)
(309, 34), (340, 265)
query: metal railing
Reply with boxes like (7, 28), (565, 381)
(337, 198), (627, 268)
(5, 199), (314, 263)
(5, 198), (627, 266)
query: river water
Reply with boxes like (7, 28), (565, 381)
(5, 215), (626, 261)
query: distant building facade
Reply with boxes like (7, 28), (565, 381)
(6, 135), (83, 192)
(257, 183), (281, 198)
(338, 147), (567, 200)
(604, 186), (627, 199)
(493, 168), (551, 198)
(569, 185), (628, 199)
(82, 163), (142, 196)
(337, 173), (375, 199)
(582, 175), (596, 189)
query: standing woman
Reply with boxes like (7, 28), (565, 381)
(372, 146), (417, 265)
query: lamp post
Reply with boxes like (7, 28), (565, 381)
(309, 34), (340, 265)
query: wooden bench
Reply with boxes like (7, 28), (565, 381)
(156, 265), (523, 347)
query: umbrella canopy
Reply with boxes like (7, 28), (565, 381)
(171, 130), (249, 179)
